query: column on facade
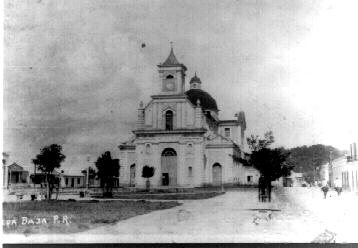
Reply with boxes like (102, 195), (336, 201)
(203, 149), (209, 185)
(193, 142), (204, 187)
(224, 148), (233, 185)
(181, 102), (186, 128)
(176, 103), (181, 129)
(157, 103), (162, 129)
(177, 142), (186, 186)
(135, 144), (145, 187)
(119, 151), (128, 186)
(136, 101), (145, 129)
(3, 166), (9, 188)
(199, 141), (206, 186)
(194, 100), (202, 128)
(152, 143), (161, 187)
(152, 103), (157, 128)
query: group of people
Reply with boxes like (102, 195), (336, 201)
(321, 177), (342, 199)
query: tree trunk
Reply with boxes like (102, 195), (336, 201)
(55, 181), (59, 200)
(46, 174), (51, 200)
(146, 178), (150, 192)
(267, 180), (272, 202)
(55, 187), (59, 200)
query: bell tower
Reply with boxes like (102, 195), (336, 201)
(157, 43), (187, 95)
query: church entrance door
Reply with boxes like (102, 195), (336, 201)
(161, 148), (177, 186)
(212, 163), (222, 186)
(129, 164), (135, 187)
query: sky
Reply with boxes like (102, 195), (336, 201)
(3, 0), (358, 173)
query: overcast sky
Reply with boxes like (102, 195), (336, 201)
(4, 0), (358, 172)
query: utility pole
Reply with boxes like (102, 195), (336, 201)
(8, 168), (11, 189)
(86, 166), (89, 190)
(86, 155), (90, 190)
(33, 163), (36, 188)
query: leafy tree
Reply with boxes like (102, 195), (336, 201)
(142, 165), (155, 191)
(241, 131), (293, 201)
(32, 144), (66, 200)
(2, 152), (10, 188)
(247, 131), (275, 152)
(81, 166), (97, 187)
(285, 144), (343, 183)
(249, 147), (292, 182)
(2, 152), (9, 166)
(95, 151), (119, 197)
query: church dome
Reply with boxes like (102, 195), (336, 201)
(185, 89), (218, 111)
(189, 73), (202, 85)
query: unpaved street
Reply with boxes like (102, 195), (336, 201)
(5, 187), (357, 243)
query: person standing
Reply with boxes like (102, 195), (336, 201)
(321, 181), (329, 199)
(334, 177), (342, 196)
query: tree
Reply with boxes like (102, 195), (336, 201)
(249, 147), (292, 182)
(2, 152), (9, 166)
(81, 166), (97, 188)
(285, 144), (343, 184)
(2, 152), (10, 188)
(242, 131), (293, 201)
(142, 165), (155, 191)
(95, 151), (119, 197)
(247, 131), (275, 151)
(32, 144), (66, 200)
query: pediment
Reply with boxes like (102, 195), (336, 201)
(206, 134), (231, 144)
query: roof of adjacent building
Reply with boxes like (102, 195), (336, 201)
(185, 89), (218, 111)
(8, 163), (26, 172)
(62, 174), (85, 178)
(219, 120), (239, 126)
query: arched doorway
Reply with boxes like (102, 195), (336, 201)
(129, 164), (136, 187)
(212, 163), (222, 186)
(161, 148), (177, 186)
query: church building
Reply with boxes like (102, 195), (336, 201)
(118, 47), (259, 188)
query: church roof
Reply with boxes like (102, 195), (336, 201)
(159, 47), (187, 70)
(185, 89), (218, 111)
(163, 47), (180, 65)
(189, 73), (202, 84)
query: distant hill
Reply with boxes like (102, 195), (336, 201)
(285, 144), (344, 183)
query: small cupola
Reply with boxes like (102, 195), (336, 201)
(189, 72), (202, 89)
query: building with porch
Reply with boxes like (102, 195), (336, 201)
(2, 163), (29, 188)
(118, 47), (259, 188)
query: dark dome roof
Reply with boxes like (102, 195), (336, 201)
(189, 73), (202, 84)
(185, 89), (218, 111)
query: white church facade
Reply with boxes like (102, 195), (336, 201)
(118, 47), (259, 188)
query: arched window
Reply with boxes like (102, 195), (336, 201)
(145, 144), (151, 154)
(186, 143), (193, 154)
(165, 110), (173, 130)
(188, 166), (193, 177)
(162, 148), (177, 156)
(166, 74), (174, 79)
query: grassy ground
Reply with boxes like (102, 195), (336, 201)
(93, 191), (225, 200)
(3, 200), (181, 234)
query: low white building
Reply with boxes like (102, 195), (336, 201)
(119, 47), (259, 188)
(283, 171), (304, 187)
(331, 157), (358, 192)
(324, 142), (358, 192)
(61, 174), (86, 188)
